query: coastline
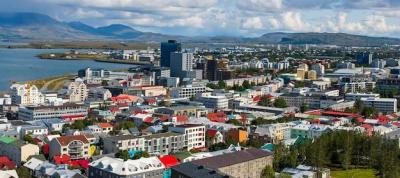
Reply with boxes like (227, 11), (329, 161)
(37, 53), (152, 65)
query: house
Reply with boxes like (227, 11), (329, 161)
(89, 156), (165, 178)
(91, 109), (115, 121)
(169, 124), (206, 151)
(0, 136), (39, 166)
(190, 148), (273, 178)
(0, 156), (16, 170)
(158, 155), (179, 178)
(97, 122), (114, 134)
(226, 128), (248, 144)
(19, 125), (49, 139)
(206, 129), (224, 146)
(143, 132), (186, 155)
(103, 135), (145, 154)
(0, 170), (18, 178)
(49, 135), (91, 160)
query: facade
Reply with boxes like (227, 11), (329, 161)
(10, 84), (45, 106)
(18, 103), (87, 121)
(88, 88), (112, 101)
(63, 81), (88, 103)
(155, 106), (199, 117)
(197, 95), (229, 110)
(345, 93), (380, 101)
(103, 135), (145, 154)
(169, 124), (205, 151)
(170, 86), (206, 98)
(170, 52), (194, 79)
(356, 52), (373, 65)
(360, 97), (398, 113)
(0, 137), (39, 166)
(49, 135), (91, 160)
(171, 162), (228, 178)
(226, 128), (248, 144)
(161, 40), (181, 67)
(89, 156), (165, 178)
(190, 148), (273, 178)
(143, 132), (186, 155)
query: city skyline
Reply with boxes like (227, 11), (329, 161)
(1, 0), (400, 37)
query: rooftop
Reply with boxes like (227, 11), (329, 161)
(171, 162), (228, 178)
(191, 148), (272, 169)
(55, 135), (89, 146)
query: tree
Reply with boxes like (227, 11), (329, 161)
(133, 151), (150, 160)
(353, 99), (364, 113)
(116, 121), (135, 130)
(209, 142), (229, 152)
(273, 97), (288, 108)
(23, 134), (33, 144)
(258, 97), (271, 107)
(300, 103), (308, 113)
(16, 166), (30, 178)
(217, 80), (226, 89)
(261, 165), (275, 178)
(115, 150), (130, 161)
(278, 173), (291, 178)
(226, 119), (242, 126)
(242, 80), (251, 89)
(362, 106), (376, 118)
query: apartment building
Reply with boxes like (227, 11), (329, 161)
(360, 97), (398, 113)
(197, 95), (229, 110)
(0, 137), (39, 166)
(62, 81), (88, 103)
(143, 132), (186, 155)
(103, 135), (145, 154)
(18, 103), (87, 121)
(10, 84), (45, 106)
(169, 124), (205, 151)
(170, 86), (206, 98)
(49, 135), (91, 160)
(190, 148), (273, 178)
(87, 88), (112, 101)
(89, 156), (165, 178)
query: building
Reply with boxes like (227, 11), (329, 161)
(170, 52), (194, 79)
(226, 128), (248, 144)
(190, 148), (273, 178)
(170, 86), (206, 98)
(169, 124), (205, 151)
(143, 132), (186, 155)
(18, 103), (87, 121)
(61, 80), (88, 103)
(360, 97), (398, 113)
(311, 63), (325, 76)
(88, 88), (112, 101)
(206, 59), (218, 81)
(297, 68), (306, 80)
(0, 136), (39, 166)
(307, 70), (317, 80)
(371, 59), (386, 69)
(171, 162), (228, 178)
(356, 52), (373, 65)
(10, 84), (45, 106)
(103, 135), (145, 154)
(197, 95), (229, 110)
(345, 93), (380, 101)
(49, 135), (91, 160)
(89, 156), (165, 178)
(155, 106), (200, 117)
(161, 40), (181, 68)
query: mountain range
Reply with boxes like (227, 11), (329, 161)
(1, 12), (400, 46)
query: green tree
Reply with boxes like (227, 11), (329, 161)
(278, 173), (291, 178)
(115, 150), (130, 161)
(353, 99), (364, 113)
(300, 103), (308, 113)
(226, 119), (242, 126)
(242, 80), (251, 89)
(209, 142), (229, 152)
(16, 166), (30, 178)
(116, 121), (135, 130)
(133, 151), (150, 160)
(23, 134), (33, 144)
(258, 97), (271, 107)
(362, 106), (376, 118)
(261, 165), (275, 178)
(273, 97), (288, 108)
(218, 80), (226, 89)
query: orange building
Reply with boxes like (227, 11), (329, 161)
(226, 128), (248, 144)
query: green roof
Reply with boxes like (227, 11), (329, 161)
(0, 136), (16, 144)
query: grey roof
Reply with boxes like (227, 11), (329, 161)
(105, 134), (139, 141)
(171, 162), (228, 178)
(191, 148), (273, 169)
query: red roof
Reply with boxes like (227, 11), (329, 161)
(159, 115), (169, 122)
(361, 124), (373, 130)
(376, 115), (391, 124)
(253, 96), (261, 102)
(356, 117), (366, 123)
(158, 155), (179, 168)
(175, 115), (188, 123)
(97, 122), (113, 128)
(305, 110), (322, 115)
(392, 122), (400, 127)
(0, 156), (16, 170)
(321, 111), (359, 118)
(143, 117), (154, 124)
(54, 154), (70, 165)
(70, 160), (90, 169)
(206, 129), (218, 137)
(42, 144), (49, 155)
(207, 112), (227, 123)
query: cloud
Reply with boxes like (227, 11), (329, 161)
(242, 17), (263, 29)
(281, 11), (310, 31)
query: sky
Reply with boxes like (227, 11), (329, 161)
(1, 0), (400, 37)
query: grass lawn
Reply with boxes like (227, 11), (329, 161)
(331, 169), (377, 178)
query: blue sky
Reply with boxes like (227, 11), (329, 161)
(1, 0), (400, 37)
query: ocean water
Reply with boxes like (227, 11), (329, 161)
(0, 48), (133, 91)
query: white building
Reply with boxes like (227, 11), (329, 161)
(311, 63), (325, 76)
(88, 88), (112, 101)
(345, 93), (380, 101)
(170, 86), (206, 98)
(197, 94), (229, 110)
(10, 84), (45, 106)
(62, 80), (88, 103)
(361, 97), (398, 113)
(169, 124), (205, 151)
(18, 103), (87, 121)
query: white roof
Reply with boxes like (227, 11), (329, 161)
(90, 156), (164, 176)
(24, 158), (44, 170)
(0, 170), (18, 178)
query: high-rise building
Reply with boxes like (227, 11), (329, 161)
(10, 84), (45, 106)
(307, 70), (317, 80)
(206, 59), (218, 81)
(356, 52), (373, 65)
(311, 63), (325, 76)
(160, 40), (181, 67)
(170, 52), (194, 79)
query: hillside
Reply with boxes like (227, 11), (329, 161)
(257, 32), (400, 46)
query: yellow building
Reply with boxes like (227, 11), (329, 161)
(299, 63), (309, 71)
(297, 68), (306, 80)
(307, 70), (317, 80)
(227, 128), (248, 143)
